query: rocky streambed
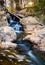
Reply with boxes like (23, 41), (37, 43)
(0, 5), (45, 65)
(20, 16), (45, 52)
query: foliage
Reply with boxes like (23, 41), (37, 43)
(28, 0), (45, 15)
(35, 0), (45, 10)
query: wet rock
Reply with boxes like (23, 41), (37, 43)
(0, 26), (17, 42)
(20, 16), (43, 34)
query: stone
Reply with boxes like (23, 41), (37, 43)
(0, 41), (17, 49)
(22, 16), (45, 51)
(0, 26), (17, 42)
(23, 27), (45, 51)
(20, 16), (40, 25)
(0, 11), (8, 27)
(0, 2), (8, 27)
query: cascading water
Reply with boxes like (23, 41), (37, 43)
(6, 13), (45, 65)
(7, 13), (24, 35)
(14, 39), (45, 65)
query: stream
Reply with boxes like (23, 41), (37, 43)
(0, 38), (45, 65)
(0, 13), (45, 65)
(0, 47), (45, 65)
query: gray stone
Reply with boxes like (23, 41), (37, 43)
(0, 26), (17, 42)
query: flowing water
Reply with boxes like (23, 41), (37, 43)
(0, 30), (45, 65)
(0, 49), (35, 65)
(0, 14), (45, 65)
(0, 46), (45, 65)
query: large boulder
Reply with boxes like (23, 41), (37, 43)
(23, 27), (45, 51)
(20, 16), (43, 33)
(0, 26), (17, 42)
(22, 16), (45, 51)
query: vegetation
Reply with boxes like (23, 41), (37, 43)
(36, 0), (45, 9)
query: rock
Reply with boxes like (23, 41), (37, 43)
(0, 41), (17, 49)
(20, 16), (43, 34)
(23, 35), (41, 44)
(23, 27), (45, 51)
(0, 2), (8, 27)
(18, 9), (27, 14)
(22, 16), (45, 51)
(0, 26), (17, 42)
(38, 38), (45, 51)
(20, 16), (40, 25)
(16, 14), (25, 18)
(0, 10), (8, 27)
(0, 2), (17, 49)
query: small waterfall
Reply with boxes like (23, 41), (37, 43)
(7, 13), (24, 35)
